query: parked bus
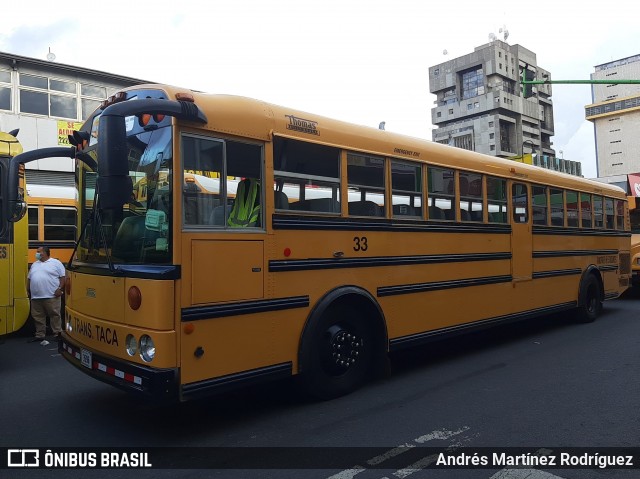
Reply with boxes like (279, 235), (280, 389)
(0, 130), (29, 337)
(26, 184), (77, 265)
(628, 196), (640, 287)
(4, 85), (631, 401)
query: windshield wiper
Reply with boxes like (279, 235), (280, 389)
(94, 204), (118, 274)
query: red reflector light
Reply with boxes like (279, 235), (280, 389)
(153, 114), (165, 123)
(65, 276), (71, 296)
(138, 113), (152, 127)
(128, 286), (142, 310)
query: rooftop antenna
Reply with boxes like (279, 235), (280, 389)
(46, 47), (56, 62)
(442, 49), (448, 56)
(378, 121), (386, 131)
(499, 25), (509, 42)
(488, 32), (497, 42)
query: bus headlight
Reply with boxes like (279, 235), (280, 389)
(139, 335), (155, 362)
(125, 334), (138, 357)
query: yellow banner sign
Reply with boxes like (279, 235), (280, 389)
(57, 121), (85, 146)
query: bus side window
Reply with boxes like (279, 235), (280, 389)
(273, 137), (341, 215)
(487, 176), (507, 223)
(512, 183), (528, 223)
(428, 166), (455, 220)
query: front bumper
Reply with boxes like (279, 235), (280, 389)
(59, 334), (179, 402)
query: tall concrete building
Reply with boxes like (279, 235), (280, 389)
(585, 54), (640, 193)
(428, 41), (578, 175)
(0, 51), (145, 187)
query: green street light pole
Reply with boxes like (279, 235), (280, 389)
(524, 79), (640, 85)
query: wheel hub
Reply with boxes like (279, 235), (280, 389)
(326, 325), (362, 373)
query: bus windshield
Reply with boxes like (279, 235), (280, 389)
(78, 123), (173, 265)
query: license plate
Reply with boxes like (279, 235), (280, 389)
(81, 349), (92, 369)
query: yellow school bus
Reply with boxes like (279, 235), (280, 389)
(26, 184), (77, 265)
(5, 85), (631, 400)
(628, 196), (640, 287)
(0, 130), (29, 337)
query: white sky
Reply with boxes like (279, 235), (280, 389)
(2, 0), (639, 178)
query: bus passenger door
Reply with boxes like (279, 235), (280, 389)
(511, 183), (532, 281)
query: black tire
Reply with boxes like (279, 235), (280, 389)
(298, 305), (378, 400)
(575, 274), (602, 323)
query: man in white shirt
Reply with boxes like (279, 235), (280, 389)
(27, 246), (66, 342)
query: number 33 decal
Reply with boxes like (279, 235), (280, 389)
(353, 236), (368, 252)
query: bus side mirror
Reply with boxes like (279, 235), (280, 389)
(97, 176), (133, 209)
(8, 199), (27, 222)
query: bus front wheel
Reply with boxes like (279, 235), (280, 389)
(575, 273), (602, 323)
(298, 305), (378, 400)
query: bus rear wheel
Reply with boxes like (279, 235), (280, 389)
(575, 274), (602, 323)
(299, 306), (377, 400)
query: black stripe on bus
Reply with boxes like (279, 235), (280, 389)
(532, 249), (618, 258)
(181, 295), (310, 322)
(377, 275), (512, 297)
(533, 226), (630, 237)
(269, 252), (512, 272)
(67, 262), (181, 280)
(182, 362), (292, 400)
(532, 268), (582, 279)
(388, 301), (577, 352)
(29, 240), (76, 249)
(598, 265), (619, 272)
(273, 215), (511, 234)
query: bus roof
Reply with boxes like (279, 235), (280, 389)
(114, 84), (626, 198)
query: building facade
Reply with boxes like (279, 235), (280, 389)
(0, 51), (146, 187)
(585, 54), (640, 192)
(429, 41), (579, 176)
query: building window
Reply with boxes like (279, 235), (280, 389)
(461, 67), (485, 100)
(51, 95), (77, 118)
(490, 145), (495, 151)
(50, 78), (76, 94)
(443, 88), (456, 104)
(489, 133), (494, 139)
(0, 70), (10, 111)
(488, 121), (494, 127)
(454, 134), (473, 151)
(16, 74), (108, 121)
(0, 87), (10, 111)
(437, 112), (442, 118)
(20, 73), (48, 89)
(448, 109), (453, 114)
(20, 90), (48, 115)
(81, 83), (107, 120)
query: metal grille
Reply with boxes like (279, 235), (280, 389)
(619, 252), (631, 274)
